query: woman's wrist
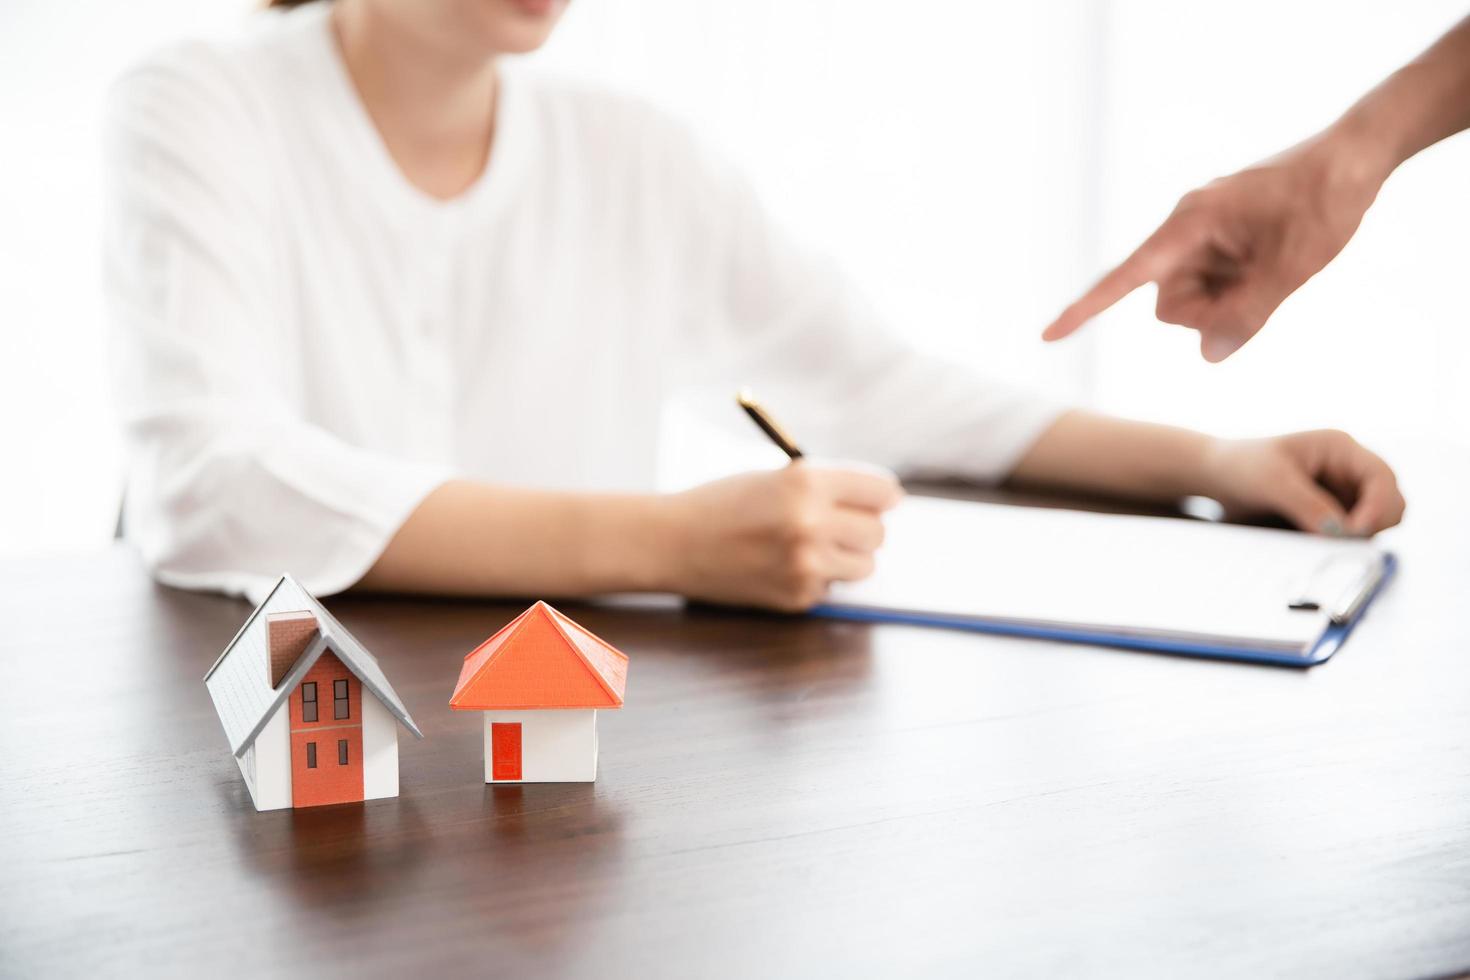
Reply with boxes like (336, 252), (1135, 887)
(1187, 436), (1236, 503)
(642, 493), (691, 593)
(1145, 428), (1220, 502)
(581, 492), (688, 594)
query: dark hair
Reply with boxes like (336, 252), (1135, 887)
(266, 0), (322, 7)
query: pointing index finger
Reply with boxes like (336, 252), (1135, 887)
(1041, 218), (1198, 342)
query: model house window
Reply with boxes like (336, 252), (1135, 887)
(334, 679), (350, 720)
(301, 681), (318, 722)
(306, 742), (317, 768)
(338, 739), (349, 766)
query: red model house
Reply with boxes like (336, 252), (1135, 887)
(204, 575), (423, 811)
(449, 601), (629, 783)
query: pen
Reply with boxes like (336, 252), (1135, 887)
(736, 389), (804, 460)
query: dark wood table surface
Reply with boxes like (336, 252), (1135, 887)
(4, 452), (1469, 979)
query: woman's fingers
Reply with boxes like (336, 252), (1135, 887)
(802, 505), (887, 597)
(826, 506), (886, 553)
(821, 543), (877, 583)
(1345, 474), (1406, 536)
(804, 463), (903, 511)
(1268, 430), (1405, 536)
(1316, 434), (1406, 535)
(1273, 467), (1351, 535)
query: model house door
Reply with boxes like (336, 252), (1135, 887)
(491, 722), (523, 781)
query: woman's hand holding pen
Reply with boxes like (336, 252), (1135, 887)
(360, 391), (902, 608)
(663, 463), (903, 612)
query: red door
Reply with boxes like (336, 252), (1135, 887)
(491, 722), (523, 781)
(289, 651), (365, 807)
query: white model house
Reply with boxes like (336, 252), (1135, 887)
(204, 575), (423, 810)
(449, 601), (629, 783)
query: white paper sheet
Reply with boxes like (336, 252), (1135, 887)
(827, 496), (1387, 653)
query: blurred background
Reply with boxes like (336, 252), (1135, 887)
(3, 0), (1467, 558)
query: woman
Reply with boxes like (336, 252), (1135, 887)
(105, 0), (1404, 608)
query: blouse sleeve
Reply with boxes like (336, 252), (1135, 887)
(671, 131), (1066, 482)
(103, 51), (449, 601)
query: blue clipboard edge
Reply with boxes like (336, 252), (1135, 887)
(810, 552), (1398, 669)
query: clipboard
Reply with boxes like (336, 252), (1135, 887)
(809, 495), (1398, 669)
(812, 552), (1394, 667)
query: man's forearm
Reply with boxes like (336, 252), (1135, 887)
(1329, 14), (1470, 177)
(355, 479), (679, 597)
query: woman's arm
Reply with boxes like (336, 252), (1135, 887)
(357, 465), (902, 610)
(1009, 411), (1405, 535)
(357, 482), (674, 597)
(1005, 412), (1213, 504)
(366, 411), (1406, 608)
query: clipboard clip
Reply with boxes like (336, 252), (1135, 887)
(1287, 553), (1387, 625)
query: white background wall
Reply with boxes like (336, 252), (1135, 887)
(2, 0), (1466, 557)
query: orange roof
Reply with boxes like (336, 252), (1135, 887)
(449, 601), (629, 710)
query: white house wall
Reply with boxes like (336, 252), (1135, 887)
(481, 709), (598, 783)
(362, 690), (399, 801)
(235, 745), (257, 807)
(249, 705), (293, 812)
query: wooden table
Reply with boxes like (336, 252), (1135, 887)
(4, 453), (1469, 979)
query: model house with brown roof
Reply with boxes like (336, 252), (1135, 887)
(448, 601), (629, 783)
(204, 575), (423, 810)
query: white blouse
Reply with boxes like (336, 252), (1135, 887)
(104, 3), (1063, 601)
